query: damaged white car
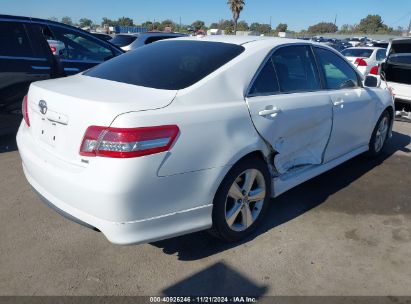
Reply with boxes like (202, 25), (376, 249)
(17, 36), (394, 245)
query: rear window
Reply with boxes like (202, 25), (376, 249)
(388, 54), (411, 65)
(110, 35), (137, 47)
(84, 40), (245, 90)
(342, 49), (373, 58)
(388, 42), (411, 65)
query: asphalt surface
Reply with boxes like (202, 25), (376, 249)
(0, 122), (410, 296)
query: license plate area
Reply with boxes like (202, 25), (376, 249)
(38, 117), (62, 147)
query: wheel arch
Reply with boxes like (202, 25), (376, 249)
(210, 148), (273, 206)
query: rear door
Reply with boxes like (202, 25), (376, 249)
(245, 45), (333, 175)
(314, 47), (375, 162)
(0, 19), (52, 114)
(38, 23), (121, 75)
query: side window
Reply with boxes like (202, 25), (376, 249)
(0, 22), (34, 57)
(315, 47), (359, 90)
(271, 45), (321, 93)
(248, 58), (279, 96)
(45, 25), (114, 62)
(376, 49), (386, 61)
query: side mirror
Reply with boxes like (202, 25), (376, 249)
(364, 75), (378, 88)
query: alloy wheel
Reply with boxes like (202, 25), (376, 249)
(224, 169), (266, 232)
(374, 115), (388, 153)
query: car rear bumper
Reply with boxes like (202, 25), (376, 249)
(25, 166), (212, 244)
(17, 123), (220, 244)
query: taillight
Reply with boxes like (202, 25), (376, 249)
(370, 66), (379, 75)
(354, 58), (367, 67)
(80, 125), (179, 158)
(22, 95), (30, 127)
(50, 46), (57, 54)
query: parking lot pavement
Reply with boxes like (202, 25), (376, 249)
(0, 122), (410, 296)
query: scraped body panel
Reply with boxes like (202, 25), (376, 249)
(246, 91), (333, 174)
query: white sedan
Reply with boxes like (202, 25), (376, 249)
(17, 36), (394, 245)
(341, 47), (387, 76)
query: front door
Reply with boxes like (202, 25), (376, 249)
(245, 45), (333, 175)
(314, 47), (375, 162)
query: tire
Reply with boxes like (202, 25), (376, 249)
(367, 110), (391, 157)
(210, 156), (271, 242)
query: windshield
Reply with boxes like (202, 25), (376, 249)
(342, 49), (373, 58)
(84, 40), (245, 90)
(109, 35), (138, 47)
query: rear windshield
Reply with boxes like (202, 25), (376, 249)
(342, 49), (373, 58)
(388, 42), (411, 65)
(110, 35), (137, 47)
(84, 40), (245, 90)
(388, 54), (411, 65)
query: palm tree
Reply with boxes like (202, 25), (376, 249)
(227, 0), (245, 34)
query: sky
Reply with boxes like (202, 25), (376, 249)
(1, 0), (410, 31)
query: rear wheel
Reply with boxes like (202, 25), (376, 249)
(210, 156), (271, 242)
(368, 110), (390, 157)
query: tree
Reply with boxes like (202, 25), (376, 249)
(79, 18), (93, 28)
(236, 20), (249, 31)
(192, 20), (206, 30)
(141, 21), (153, 30)
(102, 17), (116, 26)
(250, 22), (271, 35)
(48, 17), (58, 22)
(162, 19), (174, 27)
(307, 22), (338, 33)
(339, 24), (355, 34)
(227, 0), (245, 34)
(117, 17), (133, 27)
(213, 20), (235, 33)
(275, 23), (288, 32)
(152, 22), (161, 31)
(61, 16), (73, 26)
(357, 14), (390, 34)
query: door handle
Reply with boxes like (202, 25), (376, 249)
(333, 99), (344, 106)
(259, 107), (282, 118)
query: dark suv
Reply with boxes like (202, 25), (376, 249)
(0, 15), (123, 134)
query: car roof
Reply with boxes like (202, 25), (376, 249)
(0, 14), (78, 29)
(344, 46), (384, 50)
(140, 31), (187, 36)
(114, 33), (140, 36)
(173, 35), (316, 49)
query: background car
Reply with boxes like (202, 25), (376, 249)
(126, 32), (188, 51)
(341, 47), (387, 75)
(17, 37), (393, 245)
(47, 39), (66, 56)
(109, 33), (139, 51)
(110, 32), (188, 51)
(0, 15), (124, 135)
(91, 32), (113, 41)
(346, 37), (365, 47)
(380, 38), (411, 120)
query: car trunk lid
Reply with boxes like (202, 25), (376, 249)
(26, 74), (177, 165)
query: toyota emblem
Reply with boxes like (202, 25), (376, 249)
(39, 100), (47, 115)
